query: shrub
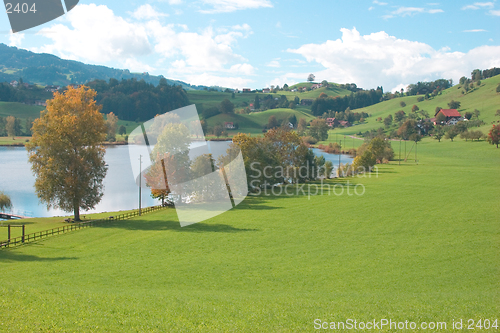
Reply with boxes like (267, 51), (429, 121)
(302, 136), (318, 145)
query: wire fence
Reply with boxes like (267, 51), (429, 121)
(0, 205), (167, 249)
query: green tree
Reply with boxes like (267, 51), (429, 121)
(495, 109), (500, 117)
(268, 115), (279, 129)
(219, 99), (234, 114)
(397, 119), (418, 140)
(400, 101), (406, 107)
(436, 112), (446, 124)
(297, 118), (307, 135)
(473, 109), (480, 119)
(496, 83), (500, 93)
(25, 117), (34, 136)
(5, 115), (15, 138)
(307, 74), (315, 82)
(394, 110), (406, 123)
(308, 119), (329, 141)
(26, 86), (108, 221)
(324, 161), (334, 179)
(0, 191), (12, 211)
(213, 124), (223, 138)
(445, 127), (459, 141)
(411, 105), (419, 112)
(254, 95), (260, 109)
(432, 126), (444, 142)
(383, 114), (393, 128)
(105, 112), (119, 141)
(118, 125), (127, 135)
(448, 100), (461, 109)
(487, 124), (500, 148)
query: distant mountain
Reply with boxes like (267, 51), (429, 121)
(0, 43), (206, 90)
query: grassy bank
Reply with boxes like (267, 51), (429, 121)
(0, 137), (498, 331)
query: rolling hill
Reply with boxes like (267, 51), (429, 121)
(0, 43), (202, 90)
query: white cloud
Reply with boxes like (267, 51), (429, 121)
(183, 73), (253, 88)
(266, 59), (281, 68)
(121, 58), (155, 73)
(34, 4), (151, 63)
(462, 2), (494, 10)
(131, 4), (168, 20)
(384, 6), (444, 18)
(8, 32), (24, 47)
(489, 9), (500, 15)
(287, 27), (500, 91)
(373, 0), (388, 5)
(167, 0), (182, 4)
(230, 63), (255, 75)
(463, 29), (487, 32)
(199, 0), (273, 13)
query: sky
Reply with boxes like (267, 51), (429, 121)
(1, 0), (499, 91)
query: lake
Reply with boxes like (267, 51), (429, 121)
(0, 143), (352, 218)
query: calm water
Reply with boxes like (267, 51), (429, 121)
(0, 143), (352, 218)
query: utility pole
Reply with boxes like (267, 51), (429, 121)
(139, 155), (142, 216)
(415, 141), (418, 163)
(399, 139), (401, 165)
(338, 140), (342, 177)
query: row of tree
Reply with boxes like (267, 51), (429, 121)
(311, 88), (383, 116)
(0, 116), (32, 137)
(87, 78), (190, 121)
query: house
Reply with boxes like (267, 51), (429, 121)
(339, 120), (351, 127)
(435, 109), (461, 124)
(10, 80), (18, 87)
(224, 122), (235, 129)
(290, 89), (297, 92)
(300, 99), (313, 106)
(249, 103), (255, 111)
(287, 122), (294, 129)
(242, 88), (252, 93)
(326, 118), (339, 128)
(34, 100), (46, 106)
(45, 85), (61, 92)
(311, 83), (323, 90)
(262, 88), (270, 93)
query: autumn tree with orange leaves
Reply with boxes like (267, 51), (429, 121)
(26, 86), (107, 221)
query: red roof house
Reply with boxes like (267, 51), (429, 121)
(435, 109), (461, 124)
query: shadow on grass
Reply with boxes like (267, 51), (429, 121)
(98, 219), (258, 233)
(0, 251), (78, 262)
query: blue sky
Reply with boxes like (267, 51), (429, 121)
(1, 0), (499, 91)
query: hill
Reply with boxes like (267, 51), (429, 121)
(0, 44), (202, 90)
(324, 74), (500, 138)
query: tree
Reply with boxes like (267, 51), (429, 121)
(445, 127), (459, 141)
(448, 100), (461, 109)
(0, 191), (12, 211)
(473, 109), (480, 119)
(219, 99), (234, 114)
(105, 112), (119, 141)
(383, 114), (393, 128)
(5, 115), (15, 138)
(25, 117), (34, 136)
(268, 116), (279, 129)
(394, 110), (406, 123)
(400, 101), (406, 107)
(397, 119), (418, 140)
(411, 105), (419, 112)
(308, 119), (329, 141)
(432, 126), (444, 142)
(324, 161), (334, 179)
(213, 124), (223, 138)
(118, 125), (127, 135)
(297, 118), (307, 135)
(495, 109), (500, 117)
(496, 83), (500, 93)
(487, 124), (500, 148)
(307, 74), (315, 82)
(435, 112), (446, 124)
(26, 86), (108, 221)
(464, 112), (473, 120)
(254, 95), (260, 109)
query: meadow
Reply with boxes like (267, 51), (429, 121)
(1, 137), (498, 332)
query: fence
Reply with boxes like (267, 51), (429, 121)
(0, 205), (167, 249)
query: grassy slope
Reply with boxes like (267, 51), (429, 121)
(0, 138), (498, 331)
(328, 75), (500, 138)
(0, 102), (44, 119)
(206, 108), (316, 135)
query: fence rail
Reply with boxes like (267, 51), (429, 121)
(0, 205), (167, 249)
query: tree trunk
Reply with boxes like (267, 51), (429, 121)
(74, 205), (80, 221)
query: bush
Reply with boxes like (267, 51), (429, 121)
(302, 136), (318, 145)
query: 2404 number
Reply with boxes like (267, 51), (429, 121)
(5, 3), (37, 14)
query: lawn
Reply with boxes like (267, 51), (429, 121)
(0, 138), (498, 331)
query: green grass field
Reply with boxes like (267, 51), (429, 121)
(1, 137), (498, 332)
